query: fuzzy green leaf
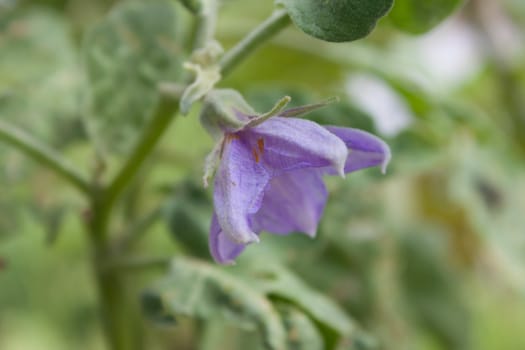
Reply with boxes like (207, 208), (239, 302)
(237, 264), (355, 339)
(83, 0), (183, 153)
(0, 10), (82, 144)
(390, 0), (465, 34)
(142, 258), (287, 350)
(277, 0), (393, 42)
(276, 304), (324, 350)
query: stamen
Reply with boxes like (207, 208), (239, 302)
(220, 134), (240, 158)
(252, 148), (260, 163)
(257, 138), (265, 154)
(226, 134), (240, 142)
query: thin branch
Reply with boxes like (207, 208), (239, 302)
(219, 9), (290, 78)
(0, 120), (91, 195)
(192, 0), (219, 51)
(104, 92), (180, 213)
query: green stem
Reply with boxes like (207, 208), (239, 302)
(91, 239), (143, 350)
(114, 207), (163, 252)
(192, 0), (218, 51)
(0, 119), (91, 195)
(87, 91), (179, 350)
(105, 93), (180, 214)
(219, 9), (290, 77)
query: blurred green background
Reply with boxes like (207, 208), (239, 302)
(1, 0), (525, 349)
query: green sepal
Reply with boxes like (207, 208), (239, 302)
(202, 137), (224, 187)
(280, 96), (340, 118)
(246, 96), (291, 127)
(199, 89), (256, 138)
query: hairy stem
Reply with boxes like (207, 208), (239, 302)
(192, 0), (218, 51)
(220, 9), (290, 77)
(0, 120), (91, 195)
(87, 91), (179, 350)
(89, 197), (143, 350)
(104, 93), (180, 214)
(114, 207), (163, 253)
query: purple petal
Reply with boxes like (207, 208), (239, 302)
(250, 168), (327, 237)
(213, 135), (271, 244)
(245, 117), (348, 176)
(325, 126), (391, 174)
(209, 213), (246, 265)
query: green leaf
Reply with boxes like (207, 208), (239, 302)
(0, 10), (82, 144)
(198, 317), (266, 350)
(236, 264), (355, 339)
(389, 0), (465, 34)
(83, 0), (183, 153)
(277, 0), (393, 42)
(142, 258), (287, 350)
(164, 181), (212, 260)
(276, 304), (324, 350)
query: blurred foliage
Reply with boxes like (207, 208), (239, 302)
(83, 0), (184, 154)
(0, 6), (82, 144)
(164, 180), (211, 260)
(143, 258), (289, 350)
(2, 0), (525, 350)
(390, 0), (465, 34)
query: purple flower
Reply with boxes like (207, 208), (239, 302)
(204, 96), (391, 264)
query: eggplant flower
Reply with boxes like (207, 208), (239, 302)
(202, 90), (391, 264)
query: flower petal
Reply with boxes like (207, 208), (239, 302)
(213, 135), (271, 244)
(246, 117), (348, 176)
(325, 126), (391, 174)
(251, 168), (327, 237)
(209, 213), (246, 265)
